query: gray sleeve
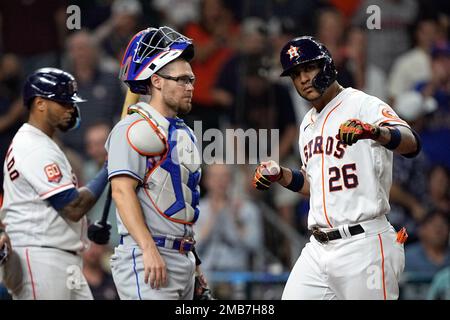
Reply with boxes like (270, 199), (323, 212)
(105, 118), (148, 183)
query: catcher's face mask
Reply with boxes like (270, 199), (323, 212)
(119, 26), (195, 95)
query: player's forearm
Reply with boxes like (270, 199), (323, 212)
(59, 188), (97, 222)
(111, 181), (155, 251)
(375, 126), (420, 156)
(278, 167), (310, 196)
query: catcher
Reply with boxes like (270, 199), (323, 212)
(107, 26), (213, 300)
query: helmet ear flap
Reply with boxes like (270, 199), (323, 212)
(67, 104), (81, 131)
(280, 36), (337, 93)
(311, 57), (337, 93)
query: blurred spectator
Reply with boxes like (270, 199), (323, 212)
(413, 43), (450, 168)
(82, 243), (119, 300)
(405, 210), (450, 278)
(61, 30), (124, 157)
(195, 164), (264, 277)
(0, 0), (68, 75)
(427, 266), (450, 300)
(84, 122), (110, 169)
(267, 17), (310, 122)
(83, 122), (119, 247)
(315, 7), (355, 88)
(152, 0), (200, 30)
(213, 17), (270, 123)
(316, 7), (346, 58)
(416, 43), (450, 129)
(214, 19), (297, 162)
(0, 55), (26, 197)
(76, 0), (113, 30)
(389, 90), (437, 242)
(417, 0), (450, 39)
(388, 18), (437, 102)
(183, 0), (240, 131)
(242, 0), (318, 34)
(93, 0), (144, 63)
(424, 165), (450, 214)
(344, 26), (387, 100)
(328, 0), (362, 22)
(352, 0), (418, 73)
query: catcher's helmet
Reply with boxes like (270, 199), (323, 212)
(119, 26), (195, 95)
(280, 36), (337, 93)
(23, 67), (86, 130)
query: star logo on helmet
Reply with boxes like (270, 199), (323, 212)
(287, 45), (300, 60)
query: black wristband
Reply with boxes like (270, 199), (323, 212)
(286, 169), (305, 192)
(383, 126), (401, 150)
(192, 247), (202, 266)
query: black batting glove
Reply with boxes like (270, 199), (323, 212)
(88, 220), (112, 245)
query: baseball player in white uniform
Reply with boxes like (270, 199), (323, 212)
(107, 26), (210, 300)
(0, 68), (110, 299)
(253, 37), (420, 300)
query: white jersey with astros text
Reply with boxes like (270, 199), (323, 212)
(1, 124), (87, 252)
(299, 88), (410, 229)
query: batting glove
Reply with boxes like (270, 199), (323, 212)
(88, 220), (112, 245)
(337, 119), (380, 146)
(252, 160), (282, 191)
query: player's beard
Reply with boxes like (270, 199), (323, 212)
(165, 95), (192, 115)
(57, 122), (72, 132)
(297, 86), (322, 102)
(177, 100), (192, 115)
(57, 114), (76, 132)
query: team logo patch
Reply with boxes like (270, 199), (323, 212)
(287, 45), (300, 60)
(381, 107), (399, 119)
(44, 163), (62, 183)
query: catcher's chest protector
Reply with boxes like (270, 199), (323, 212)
(129, 103), (201, 224)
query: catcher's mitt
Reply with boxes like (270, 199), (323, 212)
(194, 273), (215, 300)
